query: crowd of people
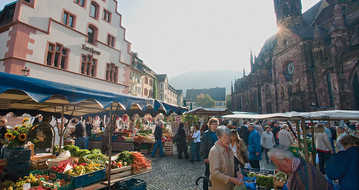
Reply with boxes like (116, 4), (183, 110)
(172, 117), (359, 190)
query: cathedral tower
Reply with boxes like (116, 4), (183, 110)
(273, 0), (304, 27)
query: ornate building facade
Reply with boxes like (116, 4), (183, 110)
(232, 0), (359, 113)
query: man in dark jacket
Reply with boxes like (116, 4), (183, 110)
(271, 121), (280, 145)
(237, 120), (250, 146)
(84, 118), (93, 149)
(151, 120), (165, 157)
(326, 135), (359, 190)
(200, 118), (219, 190)
(177, 122), (189, 159)
(71, 117), (86, 149)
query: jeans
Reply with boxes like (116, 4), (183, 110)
(75, 137), (86, 149)
(318, 151), (332, 174)
(190, 142), (201, 161)
(84, 136), (90, 149)
(203, 163), (210, 190)
(151, 140), (164, 157)
(263, 148), (270, 162)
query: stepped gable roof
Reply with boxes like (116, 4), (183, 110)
(185, 87), (226, 102)
(155, 74), (167, 82)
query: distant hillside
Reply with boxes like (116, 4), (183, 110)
(169, 70), (243, 95)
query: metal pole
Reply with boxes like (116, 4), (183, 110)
(107, 104), (113, 189)
(59, 106), (65, 149)
(310, 120), (316, 166)
(295, 120), (301, 151)
(301, 119), (310, 163)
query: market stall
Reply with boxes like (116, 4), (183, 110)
(222, 110), (359, 164)
(0, 72), (186, 189)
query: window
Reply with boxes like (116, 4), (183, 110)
(87, 25), (97, 44)
(106, 63), (118, 82)
(74, 0), (85, 7)
(130, 71), (134, 80)
(327, 73), (334, 107)
(144, 88), (148, 96)
(144, 77), (148, 84)
(149, 79), (153, 86)
(107, 34), (115, 47)
(46, 43), (68, 69)
(90, 2), (98, 19)
(63, 11), (75, 28)
(81, 55), (97, 76)
(103, 9), (111, 23)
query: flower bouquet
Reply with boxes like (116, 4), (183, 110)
(4, 118), (30, 149)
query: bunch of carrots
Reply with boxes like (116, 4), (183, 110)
(131, 151), (152, 172)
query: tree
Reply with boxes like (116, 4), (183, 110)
(153, 78), (157, 99)
(226, 94), (232, 110)
(196, 93), (215, 108)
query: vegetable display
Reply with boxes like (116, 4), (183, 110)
(256, 174), (274, 189)
(131, 151), (152, 171)
(116, 151), (134, 165)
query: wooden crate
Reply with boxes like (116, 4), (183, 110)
(31, 154), (56, 162)
(131, 166), (151, 175)
(140, 149), (149, 155)
(164, 151), (173, 156)
(106, 166), (132, 180)
(64, 139), (75, 145)
(31, 160), (48, 170)
(0, 159), (7, 167)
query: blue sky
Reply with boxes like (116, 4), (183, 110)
(1, 0), (321, 79)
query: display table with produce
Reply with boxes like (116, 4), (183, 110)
(0, 144), (153, 190)
(241, 168), (287, 190)
(88, 135), (135, 152)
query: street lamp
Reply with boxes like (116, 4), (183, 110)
(21, 66), (30, 77)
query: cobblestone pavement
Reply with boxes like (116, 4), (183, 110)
(133, 147), (276, 190)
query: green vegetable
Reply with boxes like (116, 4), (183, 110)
(116, 151), (134, 164)
(85, 152), (108, 166)
(248, 172), (256, 177)
(90, 149), (102, 154)
(256, 174), (274, 189)
(63, 145), (80, 156)
(76, 149), (91, 157)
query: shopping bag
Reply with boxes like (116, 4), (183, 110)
(234, 184), (247, 190)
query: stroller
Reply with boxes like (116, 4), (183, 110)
(195, 176), (212, 190)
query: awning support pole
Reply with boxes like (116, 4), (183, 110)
(295, 120), (301, 151)
(301, 119), (310, 163)
(310, 120), (316, 166)
(107, 103), (113, 189)
(59, 106), (65, 149)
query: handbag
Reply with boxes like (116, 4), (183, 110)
(241, 151), (249, 163)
